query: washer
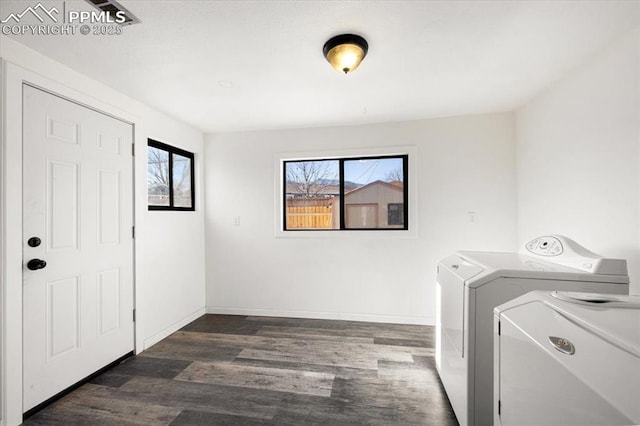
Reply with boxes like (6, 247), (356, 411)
(435, 235), (629, 426)
(494, 291), (640, 425)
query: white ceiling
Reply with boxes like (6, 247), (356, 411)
(2, 0), (639, 133)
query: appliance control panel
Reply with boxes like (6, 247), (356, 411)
(523, 235), (628, 276)
(526, 236), (563, 256)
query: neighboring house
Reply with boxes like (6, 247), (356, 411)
(337, 180), (404, 229)
(286, 180), (404, 229)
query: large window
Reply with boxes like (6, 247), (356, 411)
(283, 155), (408, 230)
(147, 139), (195, 211)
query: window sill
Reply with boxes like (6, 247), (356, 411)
(274, 228), (417, 239)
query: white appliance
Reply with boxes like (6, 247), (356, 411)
(435, 235), (629, 426)
(494, 291), (640, 425)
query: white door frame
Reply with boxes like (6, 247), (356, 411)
(1, 61), (139, 426)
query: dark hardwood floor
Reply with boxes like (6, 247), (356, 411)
(24, 315), (458, 425)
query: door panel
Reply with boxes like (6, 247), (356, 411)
(48, 276), (80, 358)
(98, 169), (121, 245)
(47, 115), (79, 145)
(22, 85), (134, 412)
(47, 160), (79, 250)
(98, 268), (121, 335)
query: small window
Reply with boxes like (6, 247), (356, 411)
(147, 139), (195, 211)
(283, 155), (408, 230)
(388, 203), (404, 226)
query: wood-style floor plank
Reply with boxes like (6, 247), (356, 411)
(24, 314), (458, 426)
(175, 361), (335, 397)
(256, 325), (376, 343)
(170, 410), (270, 426)
(25, 384), (182, 425)
(90, 376), (283, 420)
(231, 357), (380, 380)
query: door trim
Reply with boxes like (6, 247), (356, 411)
(23, 81), (135, 126)
(1, 61), (138, 426)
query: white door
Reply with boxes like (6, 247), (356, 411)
(22, 85), (134, 412)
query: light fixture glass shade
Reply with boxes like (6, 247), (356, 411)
(323, 34), (368, 74)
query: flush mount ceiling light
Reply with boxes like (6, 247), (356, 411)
(323, 34), (368, 74)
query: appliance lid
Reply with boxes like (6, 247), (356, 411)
(455, 250), (629, 288)
(551, 291), (640, 309)
(496, 290), (640, 422)
(438, 254), (484, 281)
(499, 291), (640, 357)
(548, 291), (640, 356)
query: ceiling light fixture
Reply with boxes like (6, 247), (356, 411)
(323, 34), (368, 74)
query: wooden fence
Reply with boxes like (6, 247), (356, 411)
(286, 199), (334, 229)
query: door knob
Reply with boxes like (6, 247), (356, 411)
(27, 259), (47, 271)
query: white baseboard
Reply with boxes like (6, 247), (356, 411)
(142, 306), (206, 350)
(338, 311), (434, 325)
(205, 306), (433, 326)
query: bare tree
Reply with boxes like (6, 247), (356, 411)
(385, 168), (403, 183)
(287, 161), (338, 198)
(148, 148), (169, 194)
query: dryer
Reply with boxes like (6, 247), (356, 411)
(435, 235), (629, 426)
(494, 291), (640, 425)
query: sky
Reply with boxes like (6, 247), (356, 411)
(344, 157), (403, 184)
(286, 157), (404, 186)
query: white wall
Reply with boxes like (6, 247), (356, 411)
(204, 113), (518, 325)
(0, 36), (206, 425)
(516, 27), (640, 294)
